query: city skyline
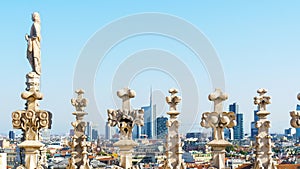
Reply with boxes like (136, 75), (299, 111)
(1, 1), (300, 135)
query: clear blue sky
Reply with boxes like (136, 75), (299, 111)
(1, 1), (300, 135)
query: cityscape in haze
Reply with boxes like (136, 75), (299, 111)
(1, 1), (300, 136)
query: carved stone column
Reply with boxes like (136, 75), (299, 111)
(290, 93), (300, 128)
(253, 88), (277, 169)
(12, 12), (52, 169)
(67, 89), (91, 169)
(200, 88), (236, 169)
(162, 88), (186, 169)
(12, 73), (52, 169)
(107, 87), (144, 169)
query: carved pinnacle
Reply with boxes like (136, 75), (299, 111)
(254, 88), (271, 111)
(166, 88), (181, 111)
(208, 88), (228, 113)
(117, 87), (136, 111)
(71, 89), (88, 112)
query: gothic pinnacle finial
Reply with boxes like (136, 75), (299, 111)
(71, 89), (88, 112)
(166, 88), (181, 112)
(254, 88), (271, 112)
(208, 88), (228, 113)
(117, 87), (136, 111)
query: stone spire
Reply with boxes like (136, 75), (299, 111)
(200, 88), (236, 169)
(162, 88), (186, 169)
(107, 87), (144, 169)
(67, 89), (91, 169)
(12, 12), (52, 169)
(290, 93), (300, 128)
(253, 88), (277, 169)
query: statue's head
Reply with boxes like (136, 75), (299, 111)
(32, 12), (40, 22)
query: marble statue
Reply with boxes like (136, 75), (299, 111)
(12, 13), (51, 168)
(25, 12), (41, 75)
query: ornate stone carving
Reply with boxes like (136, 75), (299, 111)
(290, 93), (300, 128)
(201, 111), (236, 140)
(71, 89), (88, 112)
(67, 89), (91, 169)
(107, 88), (144, 141)
(253, 89), (277, 169)
(12, 19), (51, 167)
(25, 12), (41, 75)
(162, 88), (186, 169)
(107, 108), (144, 140)
(12, 72), (52, 141)
(39, 147), (48, 167)
(200, 88), (236, 169)
(107, 87), (144, 169)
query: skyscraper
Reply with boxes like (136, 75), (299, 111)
(251, 109), (259, 140)
(156, 116), (168, 139)
(296, 105), (300, 140)
(229, 103), (239, 114)
(235, 113), (244, 140)
(86, 121), (93, 140)
(224, 128), (233, 140)
(132, 125), (141, 139)
(92, 129), (98, 141)
(8, 131), (15, 141)
(141, 89), (156, 139)
(105, 122), (111, 140)
(229, 103), (244, 140)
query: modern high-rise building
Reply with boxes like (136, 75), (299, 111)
(235, 113), (244, 140)
(284, 128), (296, 137)
(295, 105), (300, 140)
(105, 122), (111, 140)
(229, 103), (239, 114)
(224, 128), (234, 140)
(86, 121), (93, 140)
(92, 129), (98, 141)
(141, 89), (156, 139)
(156, 116), (168, 139)
(132, 125), (141, 139)
(251, 109), (259, 140)
(8, 131), (15, 141)
(229, 103), (244, 140)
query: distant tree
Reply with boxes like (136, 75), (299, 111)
(226, 145), (235, 153)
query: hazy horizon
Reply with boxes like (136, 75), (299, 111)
(1, 1), (300, 136)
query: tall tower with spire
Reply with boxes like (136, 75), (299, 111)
(140, 87), (156, 139)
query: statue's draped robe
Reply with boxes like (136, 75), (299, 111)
(27, 22), (41, 74)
